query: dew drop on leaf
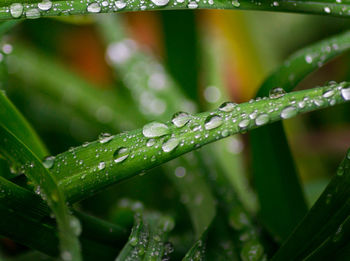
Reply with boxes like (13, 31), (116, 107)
(162, 138), (179, 153)
(42, 156), (55, 169)
(70, 216), (82, 236)
(187, 1), (198, 9)
(99, 133), (114, 144)
(115, 0), (127, 9)
(219, 102), (237, 112)
(150, 0), (170, 6)
(269, 87), (286, 99)
(98, 161), (106, 170)
(130, 236), (138, 246)
(87, 2), (101, 13)
(142, 122), (169, 138)
(113, 147), (129, 163)
(255, 114), (269, 126)
(238, 119), (250, 129)
(232, 0), (240, 7)
(26, 9), (40, 19)
(38, 0), (52, 11)
(204, 115), (223, 130)
(280, 106), (297, 119)
(10, 3), (23, 18)
(171, 111), (191, 127)
(323, 89), (335, 98)
(341, 87), (350, 100)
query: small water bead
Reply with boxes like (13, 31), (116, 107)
(255, 114), (269, 126)
(172, 111), (191, 127)
(142, 122), (169, 138)
(26, 8), (40, 19)
(269, 87), (286, 99)
(10, 3), (23, 18)
(70, 216), (82, 236)
(238, 119), (250, 129)
(61, 251), (72, 261)
(314, 98), (324, 107)
(323, 89), (335, 98)
(113, 147), (129, 163)
(87, 3), (101, 13)
(98, 161), (106, 170)
(204, 115), (223, 130)
(324, 6), (331, 13)
(38, 0), (52, 11)
(162, 138), (179, 153)
(232, 0), (240, 7)
(305, 54), (313, 64)
(341, 87), (350, 100)
(151, 0), (170, 6)
(130, 236), (138, 246)
(187, 1), (198, 9)
(146, 139), (156, 147)
(280, 106), (297, 119)
(42, 156), (55, 169)
(99, 133), (114, 143)
(219, 102), (237, 112)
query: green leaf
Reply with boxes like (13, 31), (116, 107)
(250, 30), (350, 241)
(1, 0), (350, 20)
(0, 125), (82, 261)
(0, 176), (127, 259)
(272, 148), (350, 261)
(116, 211), (174, 261)
(49, 82), (350, 204)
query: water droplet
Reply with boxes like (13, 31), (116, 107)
(238, 119), (250, 129)
(162, 138), (179, 153)
(10, 3), (23, 18)
(42, 156), (55, 169)
(269, 87), (286, 99)
(333, 224), (343, 242)
(305, 55), (313, 64)
(255, 114), (269, 126)
(26, 8), (40, 19)
(87, 2), (101, 13)
(113, 147), (129, 163)
(61, 251), (72, 261)
(314, 99), (324, 107)
(341, 87), (350, 100)
(143, 122), (169, 138)
(70, 216), (82, 236)
(130, 236), (138, 246)
(150, 0), (169, 6)
(115, 0), (127, 9)
(204, 115), (223, 130)
(188, 1), (198, 9)
(98, 161), (106, 170)
(172, 112), (191, 127)
(38, 0), (52, 11)
(281, 106), (297, 119)
(323, 89), (335, 98)
(232, 0), (240, 7)
(324, 6), (331, 13)
(219, 102), (237, 112)
(337, 166), (344, 176)
(146, 139), (156, 147)
(99, 133), (114, 143)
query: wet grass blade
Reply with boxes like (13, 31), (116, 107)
(272, 148), (350, 261)
(0, 125), (82, 261)
(48, 82), (350, 203)
(1, 0), (350, 20)
(250, 30), (350, 241)
(0, 176), (127, 259)
(116, 212), (174, 261)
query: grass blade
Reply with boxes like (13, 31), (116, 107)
(116, 211), (174, 261)
(272, 148), (350, 261)
(0, 125), (82, 261)
(48, 82), (350, 203)
(250, 30), (350, 241)
(1, 0), (350, 20)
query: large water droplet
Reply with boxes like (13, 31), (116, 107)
(26, 8), (40, 19)
(187, 1), (198, 8)
(10, 3), (23, 18)
(172, 112), (191, 127)
(269, 87), (286, 99)
(219, 102), (237, 112)
(87, 2), (101, 13)
(113, 147), (129, 163)
(142, 122), (169, 138)
(341, 87), (350, 100)
(162, 138), (179, 153)
(281, 106), (297, 119)
(204, 115), (223, 130)
(115, 0), (127, 9)
(42, 156), (55, 169)
(38, 0), (52, 11)
(323, 89), (335, 98)
(238, 119), (250, 129)
(232, 0), (240, 7)
(255, 114), (269, 126)
(150, 0), (169, 6)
